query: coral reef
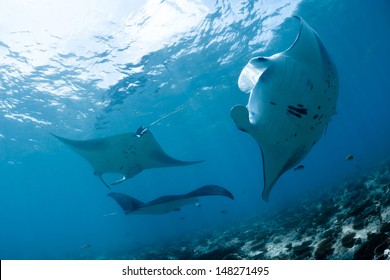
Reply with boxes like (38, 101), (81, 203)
(110, 160), (390, 260)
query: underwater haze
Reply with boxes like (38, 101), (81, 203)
(1, 0), (390, 260)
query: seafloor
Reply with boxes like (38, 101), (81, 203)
(112, 160), (390, 260)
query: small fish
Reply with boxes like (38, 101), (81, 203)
(345, 154), (354, 161)
(179, 216), (186, 220)
(220, 210), (229, 214)
(294, 165), (305, 171)
(80, 244), (91, 249)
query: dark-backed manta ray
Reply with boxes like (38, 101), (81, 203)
(231, 16), (338, 201)
(51, 127), (203, 188)
(107, 185), (234, 215)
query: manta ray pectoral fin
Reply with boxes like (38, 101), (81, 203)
(107, 192), (145, 214)
(231, 105), (252, 133)
(261, 150), (285, 202)
(150, 149), (205, 168)
(260, 146), (304, 202)
(185, 185), (234, 200)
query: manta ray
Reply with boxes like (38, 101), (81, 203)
(107, 185), (234, 215)
(51, 127), (203, 188)
(231, 16), (338, 201)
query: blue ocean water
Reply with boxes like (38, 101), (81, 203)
(0, 0), (389, 260)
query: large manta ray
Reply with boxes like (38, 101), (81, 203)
(108, 185), (234, 215)
(51, 127), (203, 188)
(231, 16), (338, 201)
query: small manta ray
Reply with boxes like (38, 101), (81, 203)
(231, 16), (338, 201)
(50, 110), (203, 188)
(107, 185), (234, 215)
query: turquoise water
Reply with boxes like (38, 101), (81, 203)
(0, 0), (389, 259)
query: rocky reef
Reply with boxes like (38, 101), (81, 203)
(113, 160), (390, 260)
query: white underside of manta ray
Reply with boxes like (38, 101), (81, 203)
(51, 127), (203, 188)
(231, 16), (339, 201)
(107, 185), (234, 215)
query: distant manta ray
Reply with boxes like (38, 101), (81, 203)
(50, 119), (203, 188)
(107, 185), (234, 215)
(231, 16), (338, 201)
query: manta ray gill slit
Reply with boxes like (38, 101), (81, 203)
(286, 105), (308, 119)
